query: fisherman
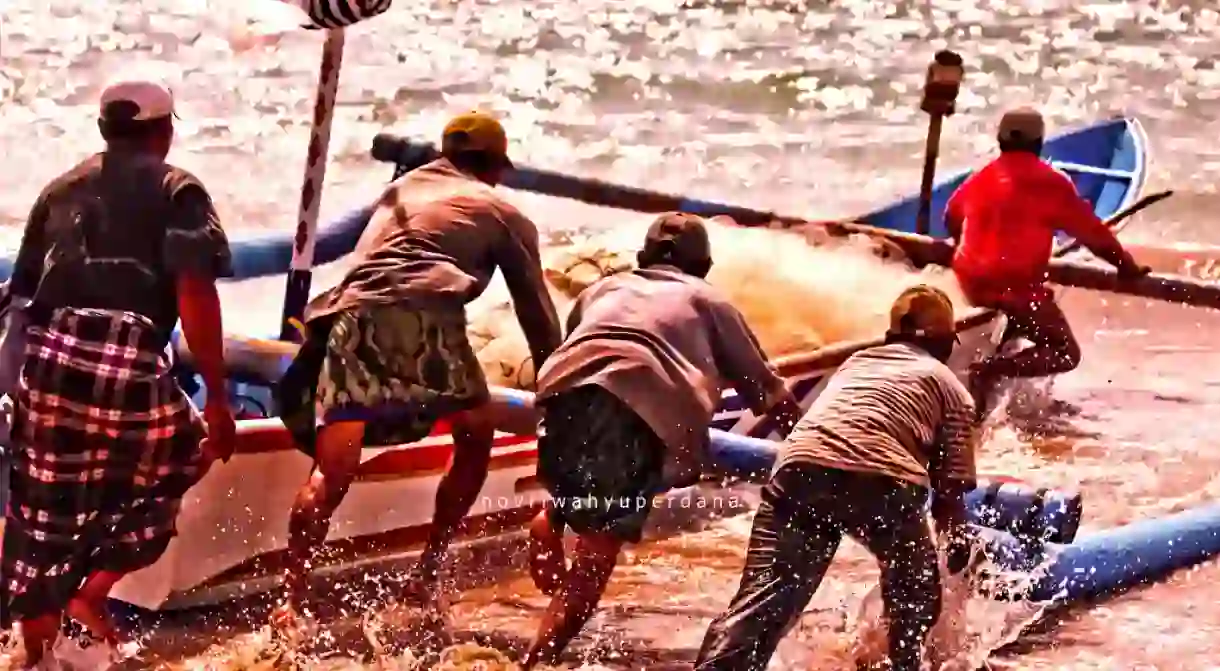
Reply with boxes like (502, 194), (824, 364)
(521, 213), (802, 668)
(274, 112), (562, 629)
(1, 73), (235, 668)
(944, 107), (1150, 412)
(695, 285), (979, 671)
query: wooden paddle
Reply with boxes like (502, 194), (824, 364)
(369, 138), (1212, 308)
(1054, 189), (1175, 257)
(278, 28), (346, 342)
(915, 50), (965, 235)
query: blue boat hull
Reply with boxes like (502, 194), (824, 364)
(859, 117), (1148, 244)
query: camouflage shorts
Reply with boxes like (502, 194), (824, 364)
(280, 305), (488, 452)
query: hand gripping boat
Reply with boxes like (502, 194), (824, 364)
(7, 118), (1196, 614)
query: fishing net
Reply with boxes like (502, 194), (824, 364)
(464, 217), (965, 391)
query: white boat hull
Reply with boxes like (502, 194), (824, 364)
(104, 310), (1003, 610)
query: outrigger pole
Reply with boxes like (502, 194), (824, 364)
(280, 28), (346, 342)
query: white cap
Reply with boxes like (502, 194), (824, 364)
(98, 77), (175, 122)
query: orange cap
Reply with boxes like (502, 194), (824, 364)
(889, 285), (959, 341)
(441, 111), (512, 166)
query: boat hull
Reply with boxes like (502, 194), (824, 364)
(110, 311), (1004, 609)
(0, 118), (1151, 611)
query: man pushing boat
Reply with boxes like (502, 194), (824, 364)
(2, 73), (235, 669)
(944, 107), (1150, 412)
(520, 213), (802, 668)
(274, 112), (562, 629)
(695, 285), (978, 671)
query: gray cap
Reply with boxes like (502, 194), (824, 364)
(997, 107), (1045, 143)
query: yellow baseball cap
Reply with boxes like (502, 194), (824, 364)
(441, 111), (513, 167)
(889, 285), (959, 341)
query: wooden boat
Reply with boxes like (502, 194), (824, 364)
(0, 118), (1149, 611)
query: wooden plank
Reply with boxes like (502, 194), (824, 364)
(1051, 160), (1135, 181)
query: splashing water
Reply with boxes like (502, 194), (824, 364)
(0, 221), (1041, 670)
(852, 550), (1050, 671)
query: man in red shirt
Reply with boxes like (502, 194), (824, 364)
(944, 108), (1150, 412)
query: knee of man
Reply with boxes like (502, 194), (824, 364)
(450, 407), (496, 453)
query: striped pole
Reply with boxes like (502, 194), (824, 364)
(279, 28), (345, 341)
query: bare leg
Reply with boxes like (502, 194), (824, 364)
(405, 406), (494, 603)
(66, 571), (129, 645)
(17, 614), (60, 668)
(522, 532), (622, 669)
(528, 503), (567, 596)
(276, 420), (365, 624)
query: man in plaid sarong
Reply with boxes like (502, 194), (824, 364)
(2, 72), (234, 669)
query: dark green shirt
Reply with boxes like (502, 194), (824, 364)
(11, 151), (233, 345)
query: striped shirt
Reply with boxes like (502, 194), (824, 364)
(778, 342), (977, 489)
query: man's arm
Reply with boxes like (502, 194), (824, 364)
(167, 184), (232, 396)
(10, 195), (50, 302)
(497, 208), (563, 369)
(943, 183), (966, 244)
(705, 298), (801, 433)
(165, 181), (236, 461)
(929, 380), (980, 574)
(1052, 176), (1144, 274)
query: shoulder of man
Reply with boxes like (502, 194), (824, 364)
(924, 354), (975, 409)
(1045, 163), (1082, 195)
(160, 163), (212, 198)
(635, 266), (719, 303)
(38, 154), (105, 202)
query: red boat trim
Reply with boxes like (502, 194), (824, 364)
(226, 309), (997, 478)
(196, 504), (543, 588)
(357, 443), (538, 482)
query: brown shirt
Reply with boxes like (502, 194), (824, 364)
(306, 159), (561, 365)
(10, 151), (233, 345)
(536, 266), (789, 487)
(778, 342), (977, 490)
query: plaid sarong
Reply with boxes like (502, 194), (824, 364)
(1, 308), (205, 622)
(538, 385), (668, 543)
(277, 304), (488, 455)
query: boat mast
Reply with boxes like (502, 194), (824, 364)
(280, 28), (345, 341)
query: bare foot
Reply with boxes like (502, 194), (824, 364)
(398, 563), (446, 610)
(65, 597), (124, 646)
(529, 510), (567, 596)
(363, 602), (453, 659)
(268, 600), (316, 648)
